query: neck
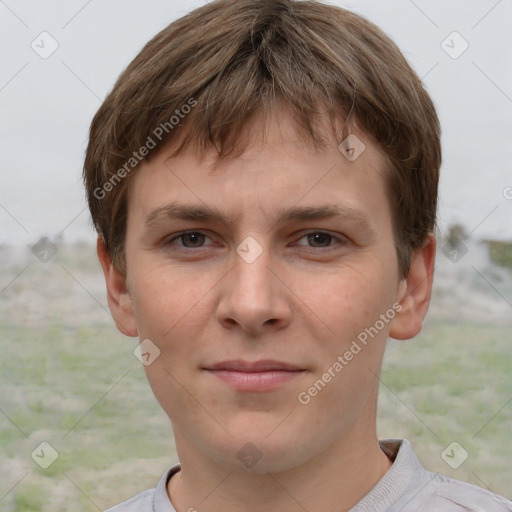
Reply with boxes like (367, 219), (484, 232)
(167, 429), (392, 512)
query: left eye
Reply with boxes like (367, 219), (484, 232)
(296, 232), (339, 248)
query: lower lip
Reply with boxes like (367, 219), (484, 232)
(206, 370), (305, 391)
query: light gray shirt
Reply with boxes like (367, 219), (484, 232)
(105, 439), (512, 511)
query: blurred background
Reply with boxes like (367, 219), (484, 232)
(1, 0), (511, 510)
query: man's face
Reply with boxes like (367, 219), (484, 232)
(120, 109), (407, 472)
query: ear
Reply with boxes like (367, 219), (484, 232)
(97, 237), (138, 337)
(389, 233), (436, 340)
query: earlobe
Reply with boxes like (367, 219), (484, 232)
(97, 237), (139, 337)
(389, 234), (436, 341)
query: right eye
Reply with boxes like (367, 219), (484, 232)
(166, 231), (212, 249)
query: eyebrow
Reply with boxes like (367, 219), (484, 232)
(144, 202), (373, 231)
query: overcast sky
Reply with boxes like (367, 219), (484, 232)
(1, 0), (511, 246)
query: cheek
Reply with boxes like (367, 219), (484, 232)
(128, 263), (219, 404)
(129, 266), (216, 423)
(129, 262), (214, 339)
(292, 264), (393, 339)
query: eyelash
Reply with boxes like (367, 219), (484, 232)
(166, 230), (346, 251)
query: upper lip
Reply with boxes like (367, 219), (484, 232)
(204, 360), (304, 372)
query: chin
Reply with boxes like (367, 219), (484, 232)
(214, 444), (303, 475)
(206, 426), (313, 475)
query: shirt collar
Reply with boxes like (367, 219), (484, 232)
(154, 463), (181, 511)
(350, 438), (430, 511)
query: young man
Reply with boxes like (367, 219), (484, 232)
(83, 1), (512, 510)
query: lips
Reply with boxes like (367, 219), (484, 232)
(203, 360), (306, 392)
(205, 359), (303, 372)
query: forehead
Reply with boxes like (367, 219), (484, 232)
(127, 108), (392, 233)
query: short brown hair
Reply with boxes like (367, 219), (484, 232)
(83, 0), (441, 277)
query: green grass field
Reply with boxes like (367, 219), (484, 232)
(0, 243), (510, 510)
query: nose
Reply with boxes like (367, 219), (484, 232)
(216, 246), (292, 336)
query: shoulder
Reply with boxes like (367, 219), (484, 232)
(102, 463), (180, 512)
(104, 488), (155, 512)
(373, 439), (511, 512)
(428, 474), (512, 511)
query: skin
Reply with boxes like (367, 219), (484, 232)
(98, 106), (436, 512)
